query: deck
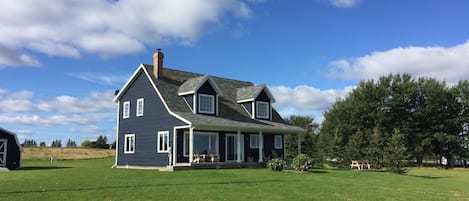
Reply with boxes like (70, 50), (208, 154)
(173, 162), (262, 170)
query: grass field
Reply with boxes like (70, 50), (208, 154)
(1, 157), (469, 201)
(22, 147), (115, 160)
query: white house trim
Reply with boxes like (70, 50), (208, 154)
(177, 75), (224, 97)
(114, 101), (120, 167)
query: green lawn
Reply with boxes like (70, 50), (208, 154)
(1, 158), (469, 201)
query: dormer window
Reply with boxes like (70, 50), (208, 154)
(198, 94), (215, 114)
(256, 101), (269, 119)
(237, 85), (275, 120)
(178, 75), (223, 116)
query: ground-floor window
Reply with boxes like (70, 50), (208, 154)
(250, 134), (259, 148)
(184, 131), (219, 156)
(124, 134), (135, 154)
(157, 131), (170, 153)
(274, 135), (283, 149)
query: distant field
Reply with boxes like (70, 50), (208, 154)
(1, 158), (469, 201)
(22, 147), (115, 160)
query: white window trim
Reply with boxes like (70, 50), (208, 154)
(124, 134), (135, 154)
(198, 94), (215, 114)
(136, 98), (144, 117)
(183, 131), (219, 157)
(256, 101), (270, 119)
(274, 135), (283, 149)
(250, 134), (259, 148)
(157, 131), (170, 153)
(123, 101), (130, 119)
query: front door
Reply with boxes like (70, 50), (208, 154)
(0, 139), (6, 167)
(225, 134), (244, 162)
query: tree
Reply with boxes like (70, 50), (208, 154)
(23, 139), (37, 147)
(39, 141), (47, 147)
(66, 139), (77, 147)
(383, 129), (407, 174)
(284, 115), (319, 160)
(81, 139), (92, 148)
(94, 136), (108, 149)
(319, 73), (469, 168)
(51, 139), (62, 148)
(365, 127), (385, 169)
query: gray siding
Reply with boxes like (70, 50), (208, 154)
(117, 71), (185, 167)
(0, 131), (21, 169)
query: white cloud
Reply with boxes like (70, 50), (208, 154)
(37, 91), (115, 113)
(0, 113), (111, 127)
(0, 89), (35, 113)
(16, 129), (33, 135)
(0, 89), (115, 126)
(271, 85), (354, 122)
(328, 41), (469, 84)
(67, 72), (128, 86)
(70, 125), (105, 134)
(0, 0), (252, 67)
(328, 0), (361, 8)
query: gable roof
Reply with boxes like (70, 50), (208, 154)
(0, 127), (22, 151)
(115, 64), (305, 134)
(178, 74), (223, 97)
(236, 84), (276, 103)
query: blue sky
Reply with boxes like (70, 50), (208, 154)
(1, 0), (469, 145)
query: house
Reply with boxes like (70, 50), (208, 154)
(113, 49), (305, 170)
(0, 127), (22, 170)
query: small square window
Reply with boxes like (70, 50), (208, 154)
(136, 98), (144, 117)
(158, 131), (170, 153)
(123, 101), (130, 119)
(198, 94), (215, 114)
(124, 134), (135, 154)
(256, 101), (269, 119)
(274, 135), (283, 149)
(250, 134), (259, 148)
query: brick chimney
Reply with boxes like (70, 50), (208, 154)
(153, 48), (164, 79)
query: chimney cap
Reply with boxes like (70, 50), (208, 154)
(157, 48), (162, 53)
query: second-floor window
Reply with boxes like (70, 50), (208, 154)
(198, 94), (215, 114)
(123, 101), (130, 119)
(136, 98), (144, 117)
(256, 101), (269, 119)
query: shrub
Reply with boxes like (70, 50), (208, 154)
(292, 154), (313, 172)
(266, 158), (285, 171)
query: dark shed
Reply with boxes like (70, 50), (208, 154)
(0, 127), (22, 169)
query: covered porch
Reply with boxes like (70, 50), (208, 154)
(171, 124), (304, 167)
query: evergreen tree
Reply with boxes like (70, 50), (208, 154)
(39, 141), (46, 147)
(383, 129), (407, 174)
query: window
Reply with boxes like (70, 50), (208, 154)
(123, 101), (130, 119)
(198, 94), (215, 114)
(183, 132), (219, 156)
(124, 134), (135, 154)
(256, 101), (269, 119)
(158, 131), (170, 153)
(250, 134), (259, 148)
(274, 135), (283, 149)
(136, 98), (144, 117)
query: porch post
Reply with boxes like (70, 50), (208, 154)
(237, 130), (242, 163)
(297, 132), (302, 155)
(189, 127), (194, 164)
(258, 131), (263, 163)
(172, 128), (177, 166)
